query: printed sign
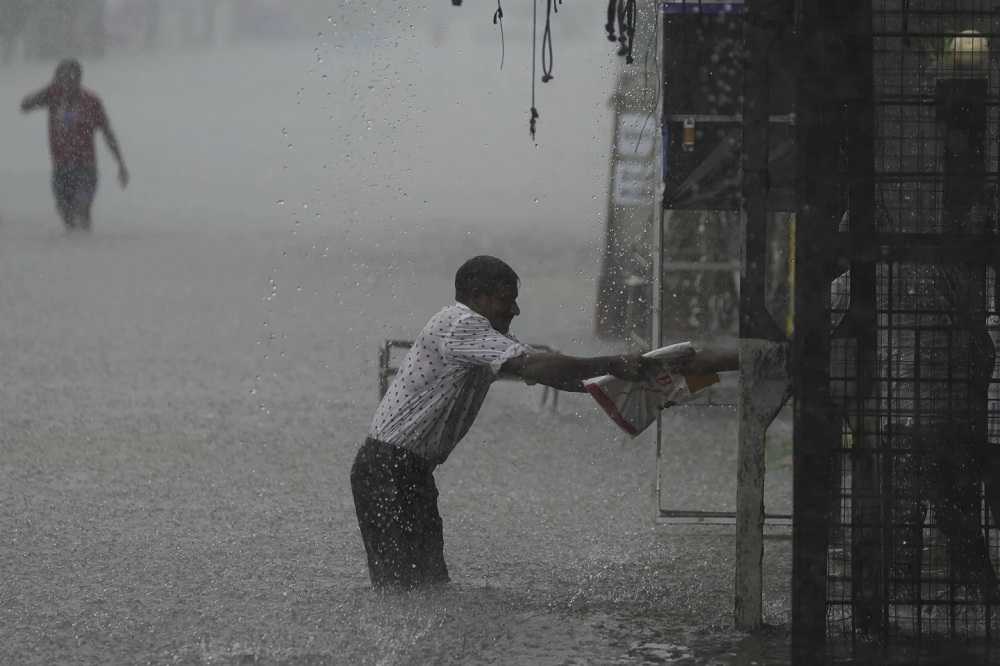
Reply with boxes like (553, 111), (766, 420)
(617, 113), (656, 157)
(613, 159), (656, 207)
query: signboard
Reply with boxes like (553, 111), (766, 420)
(616, 113), (656, 157)
(612, 113), (657, 207)
(613, 161), (656, 207)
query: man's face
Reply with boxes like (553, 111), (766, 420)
(53, 68), (81, 97)
(477, 284), (520, 334)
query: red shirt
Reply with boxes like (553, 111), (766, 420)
(36, 88), (108, 168)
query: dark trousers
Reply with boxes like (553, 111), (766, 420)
(52, 165), (98, 229)
(350, 438), (449, 589)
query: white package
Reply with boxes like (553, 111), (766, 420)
(583, 342), (719, 437)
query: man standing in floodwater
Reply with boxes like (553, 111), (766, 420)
(351, 255), (739, 590)
(20, 59), (129, 231)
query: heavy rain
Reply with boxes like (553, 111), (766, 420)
(1, 2), (999, 665)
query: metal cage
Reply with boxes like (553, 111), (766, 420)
(799, 0), (1000, 644)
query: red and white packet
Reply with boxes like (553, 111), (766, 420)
(582, 342), (719, 437)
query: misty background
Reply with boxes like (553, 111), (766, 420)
(1, 2), (620, 241)
(0, 1), (641, 422)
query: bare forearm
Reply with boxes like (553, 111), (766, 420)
(105, 133), (125, 167)
(510, 353), (627, 392)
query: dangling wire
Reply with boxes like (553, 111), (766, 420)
(624, 0), (636, 64)
(607, 0), (637, 63)
(605, 0), (617, 43)
(541, 0), (560, 82)
(530, 0), (539, 140)
(493, 1), (505, 70)
(616, 0), (627, 56)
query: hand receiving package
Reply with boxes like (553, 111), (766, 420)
(583, 342), (719, 437)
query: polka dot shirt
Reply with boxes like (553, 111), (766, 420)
(369, 303), (532, 465)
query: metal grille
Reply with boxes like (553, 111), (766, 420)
(825, 0), (1000, 640)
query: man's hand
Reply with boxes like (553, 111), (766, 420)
(118, 165), (130, 189)
(608, 353), (657, 383)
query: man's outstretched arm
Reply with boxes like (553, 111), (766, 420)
(502, 345), (740, 393)
(20, 88), (49, 112)
(501, 353), (653, 393)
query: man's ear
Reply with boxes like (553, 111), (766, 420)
(466, 291), (489, 311)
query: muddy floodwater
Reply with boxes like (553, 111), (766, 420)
(0, 207), (797, 665)
(0, 15), (995, 666)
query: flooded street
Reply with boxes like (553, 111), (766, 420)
(0, 11), (802, 665)
(0, 197), (794, 665)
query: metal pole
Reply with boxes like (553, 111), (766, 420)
(792, 0), (859, 651)
(654, 3), (667, 509)
(734, 0), (793, 631)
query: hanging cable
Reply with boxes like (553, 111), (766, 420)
(493, 1), (505, 70)
(607, 0), (637, 63)
(530, 0), (539, 140)
(541, 0), (560, 82)
(605, 0), (617, 42)
(624, 0), (636, 64)
(616, 0), (627, 56)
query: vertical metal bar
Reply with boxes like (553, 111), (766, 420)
(735, 0), (792, 632)
(786, 217), (796, 337)
(654, 4), (668, 513)
(793, 0), (851, 651)
(843, 0), (881, 637)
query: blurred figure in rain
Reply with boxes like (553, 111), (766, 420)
(0, 0), (31, 64)
(350, 256), (738, 590)
(20, 59), (129, 231)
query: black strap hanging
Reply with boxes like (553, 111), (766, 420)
(605, 0), (617, 42)
(493, 1), (505, 69)
(624, 0), (636, 64)
(530, 0), (539, 140)
(541, 0), (560, 82)
(606, 0), (637, 64)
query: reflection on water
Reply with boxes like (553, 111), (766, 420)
(310, 581), (791, 665)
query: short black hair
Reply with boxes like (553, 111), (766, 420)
(55, 58), (82, 81)
(455, 256), (519, 302)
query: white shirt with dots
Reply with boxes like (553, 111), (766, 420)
(369, 303), (532, 465)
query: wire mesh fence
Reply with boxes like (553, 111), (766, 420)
(824, 0), (1000, 641)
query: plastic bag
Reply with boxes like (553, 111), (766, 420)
(583, 342), (719, 437)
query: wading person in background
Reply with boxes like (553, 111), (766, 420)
(20, 59), (129, 231)
(350, 255), (739, 590)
